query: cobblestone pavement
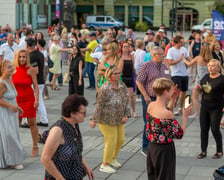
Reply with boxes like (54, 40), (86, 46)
(0, 29), (223, 180)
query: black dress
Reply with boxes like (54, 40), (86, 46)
(212, 51), (223, 66)
(122, 59), (134, 88)
(45, 119), (85, 180)
(69, 56), (84, 95)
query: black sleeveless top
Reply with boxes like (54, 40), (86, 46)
(122, 59), (134, 87)
(45, 119), (85, 180)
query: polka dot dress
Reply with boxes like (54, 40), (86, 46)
(44, 119), (85, 180)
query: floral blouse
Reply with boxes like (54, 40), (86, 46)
(146, 113), (183, 144)
(91, 81), (131, 125)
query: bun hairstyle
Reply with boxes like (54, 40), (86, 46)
(153, 78), (174, 96)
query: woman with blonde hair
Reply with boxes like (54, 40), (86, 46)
(197, 59), (224, 159)
(0, 60), (26, 169)
(48, 35), (71, 90)
(12, 49), (39, 157)
(98, 42), (121, 87)
(183, 45), (212, 118)
(146, 77), (191, 179)
(90, 65), (130, 174)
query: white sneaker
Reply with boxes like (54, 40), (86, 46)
(110, 159), (121, 168)
(10, 164), (24, 170)
(141, 149), (147, 157)
(99, 164), (116, 173)
(136, 98), (141, 102)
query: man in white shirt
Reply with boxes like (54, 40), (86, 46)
(18, 29), (34, 49)
(166, 36), (192, 115)
(0, 34), (19, 62)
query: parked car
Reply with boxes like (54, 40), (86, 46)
(37, 14), (47, 28)
(192, 18), (212, 31)
(129, 16), (153, 29)
(86, 15), (125, 30)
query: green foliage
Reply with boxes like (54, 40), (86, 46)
(214, 1), (224, 16)
(135, 22), (148, 32)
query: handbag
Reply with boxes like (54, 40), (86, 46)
(213, 165), (224, 180)
(63, 71), (70, 83)
(47, 55), (54, 68)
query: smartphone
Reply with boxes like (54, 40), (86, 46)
(184, 95), (191, 109)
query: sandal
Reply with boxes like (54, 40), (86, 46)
(197, 152), (206, 159)
(30, 146), (39, 157)
(133, 112), (138, 118)
(52, 86), (60, 91)
(212, 152), (223, 159)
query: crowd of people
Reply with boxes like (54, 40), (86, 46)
(0, 22), (224, 180)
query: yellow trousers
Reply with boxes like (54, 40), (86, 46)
(98, 123), (125, 164)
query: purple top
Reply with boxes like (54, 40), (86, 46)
(136, 60), (170, 97)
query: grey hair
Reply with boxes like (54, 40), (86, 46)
(101, 37), (111, 45)
(146, 42), (155, 52)
(151, 46), (163, 55)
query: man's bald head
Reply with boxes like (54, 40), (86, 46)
(7, 33), (14, 46)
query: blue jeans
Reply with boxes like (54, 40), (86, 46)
(141, 95), (156, 151)
(86, 62), (95, 88)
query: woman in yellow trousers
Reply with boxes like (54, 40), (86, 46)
(90, 65), (131, 174)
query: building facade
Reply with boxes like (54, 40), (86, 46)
(0, 0), (51, 31)
(73, 0), (215, 30)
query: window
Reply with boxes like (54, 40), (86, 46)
(97, 5), (104, 15)
(114, 6), (125, 22)
(128, 6), (139, 18)
(106, 17), (114, 22)
(143, 6), (153, 21)
(96, 17), (104, 22)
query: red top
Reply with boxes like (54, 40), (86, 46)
(13, 65), (36, 118)
(146, 113), (183, 144)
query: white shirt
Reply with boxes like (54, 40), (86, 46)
(18, 36), (26, 49)
(134, 49), (146, 74)
(166, 46), (189, 77)
(0, 42), (19, 61)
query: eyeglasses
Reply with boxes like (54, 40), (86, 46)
(155, 53), (163, 56)
(78, 111), (86, 115)
(112, 72), (121, 75)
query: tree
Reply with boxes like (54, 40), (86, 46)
(214, 1), (224, 16)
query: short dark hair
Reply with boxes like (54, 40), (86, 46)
(37, 39), (46, 47)
(25, 29), (34, 36)
(62, 94), (88, 118)
(173, 35), (183, 44)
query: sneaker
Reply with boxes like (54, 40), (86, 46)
(174, 108), (182, 116)
(10, 164), (24, 170)
(136, 98), (141, 102)
(141, 149), (147, 157)
(110, 159), (121, 168)
(220, 123), (224, 129)
(37, 122), (48, 127)
(20, 123), (29, 128)
(99, 164), (116, 173)
(189, 113), (199, 119)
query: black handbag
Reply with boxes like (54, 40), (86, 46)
(213, 165), (224, 180)
(47, 55), (54, 68)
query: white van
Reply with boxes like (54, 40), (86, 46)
(192, 18), (212, 31)
(86, 15), (125, 30)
